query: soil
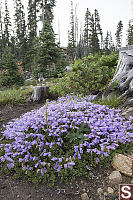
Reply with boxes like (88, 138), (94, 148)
(0, 101), (132, 200)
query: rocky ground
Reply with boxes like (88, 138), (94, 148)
(0, 100), (133, 200)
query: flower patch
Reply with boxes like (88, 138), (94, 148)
(0, 95), (132, 184)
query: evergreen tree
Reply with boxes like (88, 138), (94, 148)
(33, 20), (61, 77)
(115, 20), (123, 49)
(25, 0), (38, 71)
(108, 32), (115, 51)
(127, 20), (133, 45)
(85, 9), (102, 54)
(67, 1), (76, 62)
(1, 47), (24, 86)
(0, 1), (4, 58)
(3, 0), (11, 47)
(83, 8), (91, 56)
(27, 0), (38, 42)
(40, 0), (55, 23)
(89, 14), (100, 54)
(104, 31), (110, 52)
(94, 9), (103, 48)
(103, 31), (115, 53)
(14, 0), (27, 58)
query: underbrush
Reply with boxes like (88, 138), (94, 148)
(0, 87), (33, 105)
(0, 95), (132, 186)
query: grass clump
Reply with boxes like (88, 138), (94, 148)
(93, 94), (123, 109)
(0, 87), (33, 105)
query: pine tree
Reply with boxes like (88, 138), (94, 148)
(103, 31), (115, 53)
(40, 0), (55, 23)
(14, 0), (27, 58)
(27, 0), (38, 42)
(83, 8), (91, 56)
(0, 1), (4, 58)
(25, 0), (38, 71)
(89, 14), (100, 54)
(115, 20), (123, 49)
(67, 1), (76, 62)
(108, 32), (115, 51)
(33, 20), (61, 77)
(3, 0), (11, 47)
(1, 47), (24, 86)
(104, 31), (110, 52)
(94, 9), (103, 48)
(85, 9), (102, 54)
(127, 20), (133, 45)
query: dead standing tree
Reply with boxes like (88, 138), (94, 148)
(107, 45), (133, 97)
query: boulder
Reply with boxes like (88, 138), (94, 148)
(112, 153), (133, 177)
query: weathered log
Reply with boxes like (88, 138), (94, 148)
(109, 46), (133, 94)
(31, 86), (49, 102)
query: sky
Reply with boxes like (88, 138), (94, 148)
(5, 0), (133, 47)
(53, 0), (133, 47)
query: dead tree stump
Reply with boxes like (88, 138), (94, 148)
(31, 86), (50, 102)
(105, 45), (133, 97)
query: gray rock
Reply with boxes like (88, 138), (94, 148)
(108, 170), (122, 184)
(81, 193), (89, 200)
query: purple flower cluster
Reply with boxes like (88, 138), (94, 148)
(0, 95), (132, 176)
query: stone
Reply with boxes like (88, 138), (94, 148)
(82, 188), (86, 192)
(107, 187), (114, 194)
(81, 193), (89, 200)
(131, 178), (133, 184)
(38, 73), (45, 82)
(112, 153), (133, 177)
(108, 170), (122, 184)
(97, 188), (103, 195)
(104, 192), (108, 196)
(65, 65), (72, 72)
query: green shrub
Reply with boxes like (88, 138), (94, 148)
(50, 53), (118, 96)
